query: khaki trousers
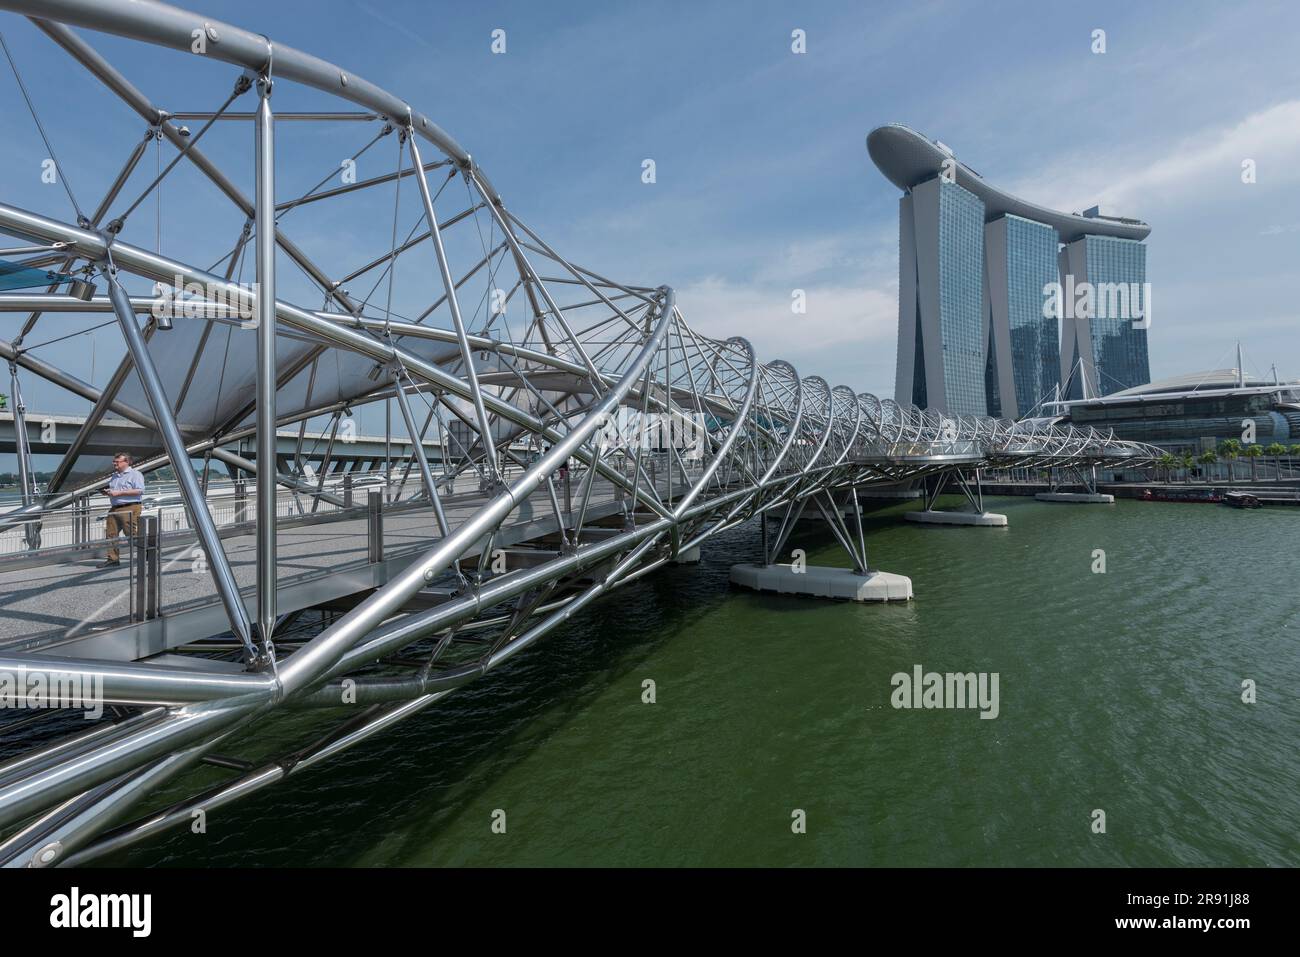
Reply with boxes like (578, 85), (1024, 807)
(105, 503), (142, 563)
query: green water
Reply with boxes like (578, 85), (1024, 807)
(104, 497), (1299, 867)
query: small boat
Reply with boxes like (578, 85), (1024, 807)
(1222, 491), (1263, 509)
(1140, 488), (1223, 504)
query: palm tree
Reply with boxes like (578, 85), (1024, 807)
(1180, 452), (1194, 483)
(1157, 452), (1175, 484)
(1219, 439), (1241, 482)
(1266, 442), (1286, 481)
(1244, 443), (1263, 482)
(1198, 449), (1218, 483)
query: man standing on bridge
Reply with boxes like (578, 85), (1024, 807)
(101, 452), (144, 567)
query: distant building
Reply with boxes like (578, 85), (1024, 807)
(868, 123), (1152, 419)
(1050, 369), (1300, 455)
(1058, 233), (1150, 399)
(984, 215), (1061, 418)
(895, 177), (986, 415)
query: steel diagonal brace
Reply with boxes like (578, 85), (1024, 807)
(271, 286), (677, 698)
(390, 368), (454, 542)
(408, 136), (501, 485)
(469, 171), (606, 392)
(101, 259), (258, 661)
(28, 18), (362, 317)
(0, 202), (672, 524)
(0, 336), (344, 531)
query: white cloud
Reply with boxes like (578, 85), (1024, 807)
(1010, 99), (1300, 216)
(674, 274), (897, 390)
(353, 1), (435, 50)
(751, 233), (893, 286)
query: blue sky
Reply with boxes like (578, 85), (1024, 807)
(2, 0), (1299, 440)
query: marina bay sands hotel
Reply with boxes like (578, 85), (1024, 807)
(868, 123), (1152, 419)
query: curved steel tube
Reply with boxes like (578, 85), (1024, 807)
(0, 0), (1161, 864)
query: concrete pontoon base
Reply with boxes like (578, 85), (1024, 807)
(729, 563), (912, 601)
(905, 510), (1007, 527)
(1034, 492), (1115, 504)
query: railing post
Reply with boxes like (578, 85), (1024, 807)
(367, 489), (383, 563)
(131, 517), (145, 620)
(235, 479), (248, 524)
(131, 514), (160, 622)
(342, 472), (354, 509)
(145, 513), (160, 620)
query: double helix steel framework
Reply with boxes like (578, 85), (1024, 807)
(0, 0), (1161, 866)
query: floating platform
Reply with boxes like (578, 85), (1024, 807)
(729, 563), (912, 601)
(1034, 492), (1115, 504)
(905, 510), (1007, 526)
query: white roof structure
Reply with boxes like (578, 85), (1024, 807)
(867, 123), (1151, 243)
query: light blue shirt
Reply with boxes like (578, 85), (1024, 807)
(107, 467), (145, 504)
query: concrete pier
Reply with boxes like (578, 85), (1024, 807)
(905, 510), (1007, 527)
(671, 545), (701, 564)
(858, 488), (924, 500)
(1034, 492), (1115, 504)
(729, 563), (912, 601)
(803, 506), (857, 522)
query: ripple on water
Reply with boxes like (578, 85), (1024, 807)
(99, 499), (1299, 867)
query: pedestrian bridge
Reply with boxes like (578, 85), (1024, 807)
(0, 0), (1160, 867)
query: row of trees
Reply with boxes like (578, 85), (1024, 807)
(1155, 441), (1300, 484)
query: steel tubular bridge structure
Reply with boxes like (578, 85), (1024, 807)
(0, 0), (1160, 866)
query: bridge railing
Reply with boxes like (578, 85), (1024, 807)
(0, 0), (1172, 864)
(0, 467), (429, 559)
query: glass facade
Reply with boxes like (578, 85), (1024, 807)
(1069, 393), (1288, 453)
(899, 178), (1149, 418)
(1084, 235), (1150, 395)
(1003, 216), (1061, 415)
(911, 314), (927, 408)
(936, 181), (986, 416)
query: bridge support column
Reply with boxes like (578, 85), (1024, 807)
(671, 544), (700, 564)
(730, 563), (912, 601)
(1035, 492), (1115, 503)
(1037, 464), (1114, 503)
(858, 485), (923, 501)
(732, 489), (912, 601)
(905, 468), (1007, 526)
(906, 509), (1007, 526)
